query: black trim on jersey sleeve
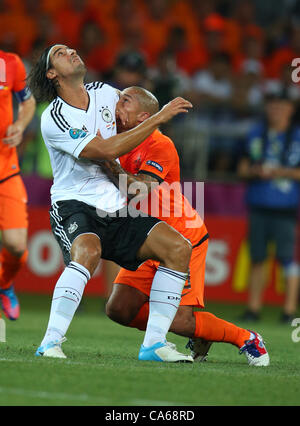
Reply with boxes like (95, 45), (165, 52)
(50, 99), (71, 132)
(137, 169), (164, 184)
(0, 172), (20, 184)
(192, 233), (209, 249)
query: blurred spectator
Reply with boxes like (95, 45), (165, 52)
(107, 50), (151, 90)
(237, 88), (300, 323)
(266, 26), (300, 79)
(191, 52), (233, 110)
(0, 0), (45, 56)
(77, 20), (118, 81)
(138, 0), (173, 63)
(231, 61), (264, 113)
(265, 63), (300, 102)
(200, 13), (230, 66)
(138, 0), (202, 66)
(225, 0), (264, 56)
(112, 0), (147, 55)
(163, 26), (205, 75)
(149, 50), (192, 107)
(49, 0), (95, 48)
(233, 35), (266, 76)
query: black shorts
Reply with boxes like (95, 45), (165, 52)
(49, 199), (161, 270)
(248, 207), (298, 264)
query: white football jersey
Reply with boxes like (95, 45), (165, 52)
(41, 82), (127, 212)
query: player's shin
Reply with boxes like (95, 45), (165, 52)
(40, 261), (90, 346)
(0, 248), (28, 289)
(142, 266), (187, 347)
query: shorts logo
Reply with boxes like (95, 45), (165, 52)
(68, 222), (78, 234)
(69, 128), (87, 139)
(146, 160), (163, 172)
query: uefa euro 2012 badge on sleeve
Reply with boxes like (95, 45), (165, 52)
(69, 127), (88, 139)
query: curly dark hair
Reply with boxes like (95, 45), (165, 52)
(27, 45), (59, 103)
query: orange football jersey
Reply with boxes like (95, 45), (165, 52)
(0, 51), (28, 181)
(120, 129), (207, 246)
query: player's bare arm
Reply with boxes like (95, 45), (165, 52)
(100, 159), (159, 199)
(3, 96), (36, 147)
(79, 97), (192, 161)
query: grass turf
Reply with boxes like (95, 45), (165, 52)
(0, 293), (299, 406)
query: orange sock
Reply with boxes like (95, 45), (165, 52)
(128, 304), (251, 349)
(193, 311), (251, 349)
(0, 248), (28, 289)
(129, 303), (149, 331)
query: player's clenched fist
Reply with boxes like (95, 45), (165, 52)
(156, 97), (193, 124)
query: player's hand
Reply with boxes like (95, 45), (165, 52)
(3, 122), (24, 147)
(101, 159), (118, 173)
(156, 97), (193, 124)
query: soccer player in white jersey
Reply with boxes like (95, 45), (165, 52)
(28, 44), (194, 362)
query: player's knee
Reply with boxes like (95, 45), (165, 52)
(164, 236), (192, 271)
(4, 242), (27, 258)
(75, 244), (101, 264)
(71, 235), (101, 274)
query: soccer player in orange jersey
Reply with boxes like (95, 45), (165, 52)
(104, 86), (270, 366)
(0, 50), (36, 320)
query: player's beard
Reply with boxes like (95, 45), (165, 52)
(73, 62), (87, 79)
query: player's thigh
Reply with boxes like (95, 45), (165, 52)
(50, 200), (104, 270)
(137, 221), (192, 269)
(0, 180), (28, 255)
(0, 176), (28, 230)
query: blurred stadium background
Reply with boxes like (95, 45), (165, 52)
(3, 0), (300, 310)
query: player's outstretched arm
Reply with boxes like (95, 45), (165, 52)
(79, 97), (192, 161)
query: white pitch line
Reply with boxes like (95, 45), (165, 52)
(0, 386), (109, 404)
(0, 386), (185, 406)
(0, 357), (104, 367)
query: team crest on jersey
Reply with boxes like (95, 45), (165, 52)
(100, 106), (113, 123)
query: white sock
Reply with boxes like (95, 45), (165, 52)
(40, 261), (90, 346)
(142, 266), (187, 348)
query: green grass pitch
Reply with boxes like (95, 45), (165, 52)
(0, 293), (299, 406)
